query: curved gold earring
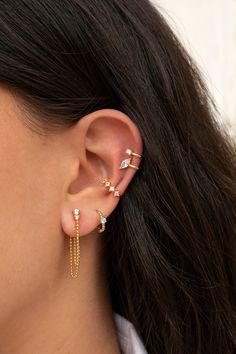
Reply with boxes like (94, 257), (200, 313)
(119, 148), (142, 170)
(101, 178), (120, 197)
(70, 208), (80, 278)
(96, 209), (107, 233)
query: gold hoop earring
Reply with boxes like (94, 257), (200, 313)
(70, 208), (80, 278)
(96, 209), (107, 233)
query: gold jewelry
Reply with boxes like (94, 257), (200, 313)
(96, 209), (107, 233)
(102, 178), (120, 197)
(119, 158), (139, 170)
(126, 148), (142, 158)
(120, 148), (142, 170)
(70, 208), (80, 278)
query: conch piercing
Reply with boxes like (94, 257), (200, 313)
(70, 208), (80, 278)
(119, 148), (142, 170)
(96, 209), (107, 233)
(102, 178), (120, 197)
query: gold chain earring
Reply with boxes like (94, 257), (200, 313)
(70, 208), (80, 278)
(96, 209), (107, 233)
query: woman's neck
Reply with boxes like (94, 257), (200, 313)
(0, 233), (121, 354)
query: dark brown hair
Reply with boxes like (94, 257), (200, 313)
(0, 1), (235, 353)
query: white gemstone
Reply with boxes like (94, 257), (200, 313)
(105, 181), (110, 187)
(109, 186), (115, 192)
(73, 208), (80, 219)
(126, 148), (132, 155)
(114, 190), (120, 197)
(119, 158), (131, 169)
(101, 217), (107, 224)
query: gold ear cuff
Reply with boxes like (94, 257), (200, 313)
(119, 148), (142, 170)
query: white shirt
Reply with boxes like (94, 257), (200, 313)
(113, 312), (148, 354)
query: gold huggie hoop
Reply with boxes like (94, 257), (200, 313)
(70, 208), (80, 278)
(119, 148), (142, 170)
(96, 209), (107, 233)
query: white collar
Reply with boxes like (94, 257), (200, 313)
(113, 312), (148, 354)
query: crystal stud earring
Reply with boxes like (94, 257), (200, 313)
(102, 178), (120, 197)
(126, 148), (142, 158)
(119, 148), (142, 170)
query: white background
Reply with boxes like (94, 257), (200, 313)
(152, 0), (236, 137)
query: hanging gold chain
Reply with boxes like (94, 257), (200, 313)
(70, 214), (80, 278)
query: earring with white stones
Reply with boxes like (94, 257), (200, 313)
(101, 178), (120, 197)
(96, 210), (107, 233)
(119, 148), (142, 170)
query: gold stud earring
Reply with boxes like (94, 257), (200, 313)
(96, 209), (107, 233)
(102, 178), (120, 197)
(70, 208), (80, 278)
(119, 148), (142, 170)
(125, 148), (142, 158)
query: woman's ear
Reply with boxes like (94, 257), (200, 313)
(60, 108), (143, 238)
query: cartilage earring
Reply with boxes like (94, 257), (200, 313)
(119, 148), (142, 170)
(70, 208), (80, 278)
(125, 148), (142, 158)
(102, 178), (120, 197)
(96, 209), (107, 233)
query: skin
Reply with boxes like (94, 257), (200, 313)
(0, 85), (143, 354)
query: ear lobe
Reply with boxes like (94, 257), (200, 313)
(60, 109), (143, 239)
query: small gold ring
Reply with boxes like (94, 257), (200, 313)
(96, 210), (107, 233)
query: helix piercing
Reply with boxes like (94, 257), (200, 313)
(125, 148), (142, 158)
(119, 148), (142, 170)
(119, 158), (139, 170)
